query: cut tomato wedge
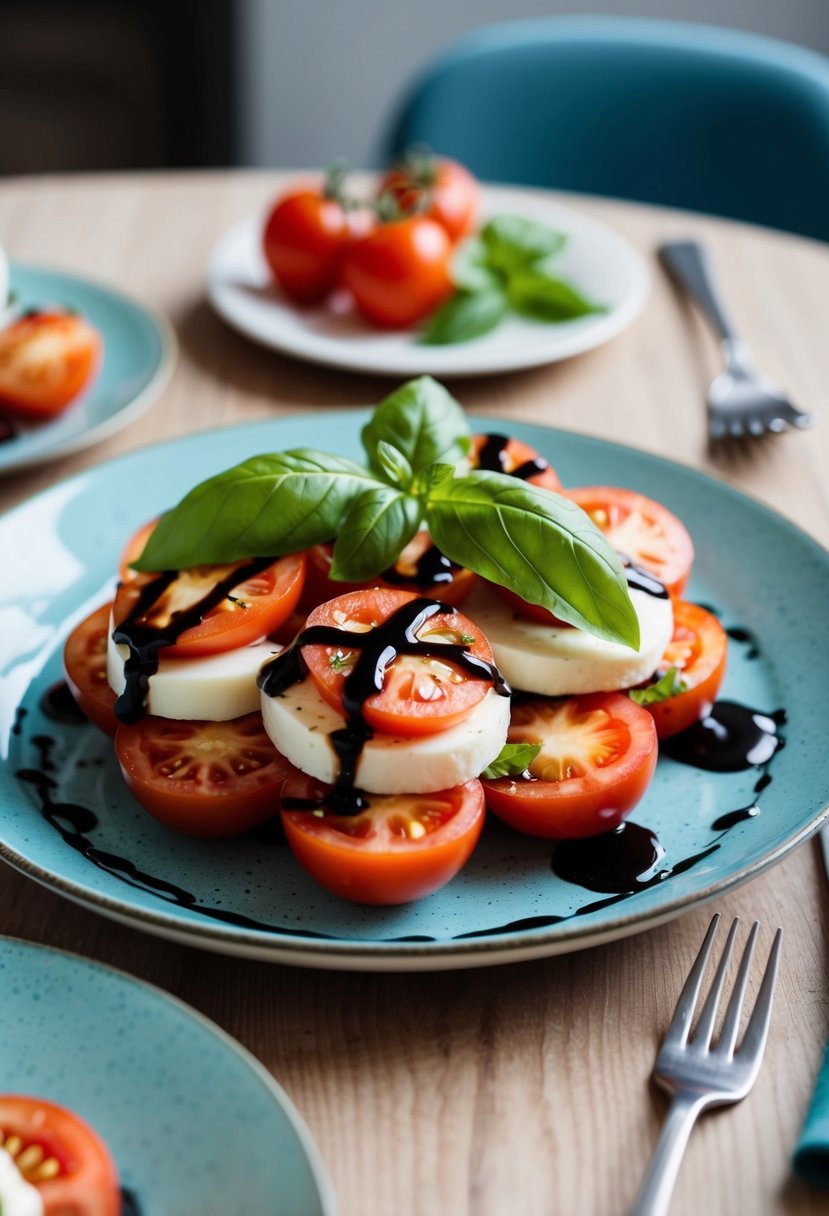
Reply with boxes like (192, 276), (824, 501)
(483, 693), (657, 838)
(0, 1094), (120, 1216)
(469, 433), (561, 491)
(0, 312), (102, 419)
(302, 588), (497, 737)
(643, 601), (727, 739)
(63, 603), (119, 736)
(115, 714), (296, 836)
(564, 486), (694, 596)
(280, 772), (485, 903)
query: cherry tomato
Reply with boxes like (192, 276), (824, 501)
(483, 693), (657, 839)
(300, 532), (476, 612)
(114, 520), (305, 658)
(379, 155), (480, 243)
(0, 312), (102, 419)
(263, 188), (365, 304)
(280, 772), (485, 903)
(469, 433), (562, 491)
(564, 486), (694, 596)
(63, 603), (118, 736)
(643, 601), (727, 739)
(302, 588), (495, 737)
(341, 216), (453, 328)
(115, 714), (296, 837)
(0, 1094), (119, 1216)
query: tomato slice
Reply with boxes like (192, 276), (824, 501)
(0, 1094), (119, 1216)
(114, 520), (305, 657)
(643, 601), (728, 739)
(564, 486), (694, 596)
(280, 772), (485, 903)
(469, 433), (562, 491)
(483, 693), (657, 839)
(115, 714), (296, 836)
(302, 588), (497, 737)
(301, 531), (476, 612)
(63, 603), (119, 736)
(0, 312), (102, 419)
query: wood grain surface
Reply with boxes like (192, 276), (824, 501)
(1, 171), (828, 1216)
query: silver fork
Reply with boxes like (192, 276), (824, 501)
(629, 914), (783, 1216)
(659, 240), (817, 440)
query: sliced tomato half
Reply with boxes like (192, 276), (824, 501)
(643, 601), (727, 739)
(0, 1094), (120, 1216)
(302, 588), (496, 737)
(469, 433), (561, 491)
(0, 312), (102, 419)
(63, 603), (119, 736)
(483, 693), (657, 839)
(115, 714), (296, 836)
(280, 772), (485, 903)
(564, 486), (694, 596)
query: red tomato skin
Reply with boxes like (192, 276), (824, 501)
(280, 776), (485, 904)
(63, 602), (119, 736)
(263, 189), (356, 303)
(380, 157), (480, 242)
(469, 433), (562, 492)
(646, 601), (728, 739)
(0, 1094), (120, 1216)
(0, 312), (102, 418)
(115, 714), (297, 837)
(341, 216), (453, 328)
(483, 693), (658, 839)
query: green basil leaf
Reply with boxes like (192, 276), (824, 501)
(426, 472), (640, 649)
(629, 667), (687, 706)
(482, 742), (542, 780)
(420, 288), (508, 346)
(330, 486), (421, 582)
(507, 269), (601, 322)
(451, 237), (500, 292)
(481, 215), (567, 274)
(374, 439), (414, 489)
(417, 462), (456, 495)
(361, 376), (471, 476)
(132, 450), (381, 571)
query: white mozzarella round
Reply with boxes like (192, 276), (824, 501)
(0, 1146), (43, 1216)
(107, 622), (279, 720)
(261, 678), (510, 794)
(463, 584), (674, 696)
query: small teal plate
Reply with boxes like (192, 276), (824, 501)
(1, 414), (828, 970)
(0, 937), (335, 1215)
(0, 263), (176, 473)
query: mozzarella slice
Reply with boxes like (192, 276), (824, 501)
(107, 623), (279, 720)
(261, 678), (510, 794)
(0, 1147), (43, 1216)
(463, 584), (674, 696)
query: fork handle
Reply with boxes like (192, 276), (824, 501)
(628, 1090), (706, 1216)
(659, 240), (739, 347)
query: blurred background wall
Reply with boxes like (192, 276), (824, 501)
(1, 0), (828, 175)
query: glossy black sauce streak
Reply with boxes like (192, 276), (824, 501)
(726, 626), (760, 660)
(258, 597), (509, 815)
(0, 414), (18, 445)
(621, 556), (670, 600)
(381, 543), (459, 590)
(11, 706), (27, 736)
(662, 703), (785, 772)
(475, 432), (549, 480)
(112, 558), (275, 723)
(711, 805), (760, 831)
(120, 1188), (143, 1215)
(40, 680), (86, 724)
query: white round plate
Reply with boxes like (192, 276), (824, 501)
(206, 185), (649, 377)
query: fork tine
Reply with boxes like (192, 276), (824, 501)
(693, 917), (739, 1050)
(791, 410), (818, 429)
(767, 417), (787, 434)
(747, 418), (765, 437)
(715, 920), (758, 1057)
(738, 927), (783, 1062)
(709, 417), (727, 441)
(663, 914), (720, 1048)
(728, 420), (745, 439)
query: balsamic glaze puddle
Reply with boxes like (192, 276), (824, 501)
(0, 413), (18, 445)
(120, 1188), (142, 1215)
(40, 680), (86, 725)
(475, 432), (550, 481)
(381, 544), (459, 591)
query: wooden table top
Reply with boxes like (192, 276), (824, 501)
(1, 171), (828, 1216)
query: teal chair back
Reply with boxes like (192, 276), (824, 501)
(383, 18), (829, 242)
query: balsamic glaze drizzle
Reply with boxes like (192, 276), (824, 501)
(40, 680), (86, 725)
(381, 543), (459, 591)
(0, 413), (18, 445)
(120, 1188), (143, 1215)
(258, 597), (510, 814)
(621, 556), (670, 600)
(475, 433), (550, 481)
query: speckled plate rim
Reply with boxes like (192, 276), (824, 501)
(0, 261), (178, 473)
(0, 933), (338, 1213)
(1, 413), (828, 971)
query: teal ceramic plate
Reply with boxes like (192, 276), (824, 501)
(0, 264), (176, 473)
(1, 414), (827, 970)
(0, 936), (335, 1215)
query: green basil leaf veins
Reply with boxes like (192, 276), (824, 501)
(330, 486), (421, 582)
(481, 215), (567, 274)
(374, 439), (414, 489)
(482, 742), (542, 780)
(507, 269), (602, 322)
(417, 462), (456, 495)
(132, 450), (381, 571)
(426, 471), (640, 649)
(629, 667), (687, 706)
(420, 288), (508, 346)
(361, 376), (471, 476)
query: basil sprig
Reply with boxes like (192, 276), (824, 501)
(132, 376), (639, 650)
(482, 742), (542, 780)
(420, 214), (603, 346)
(629, 667), (687, 706)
